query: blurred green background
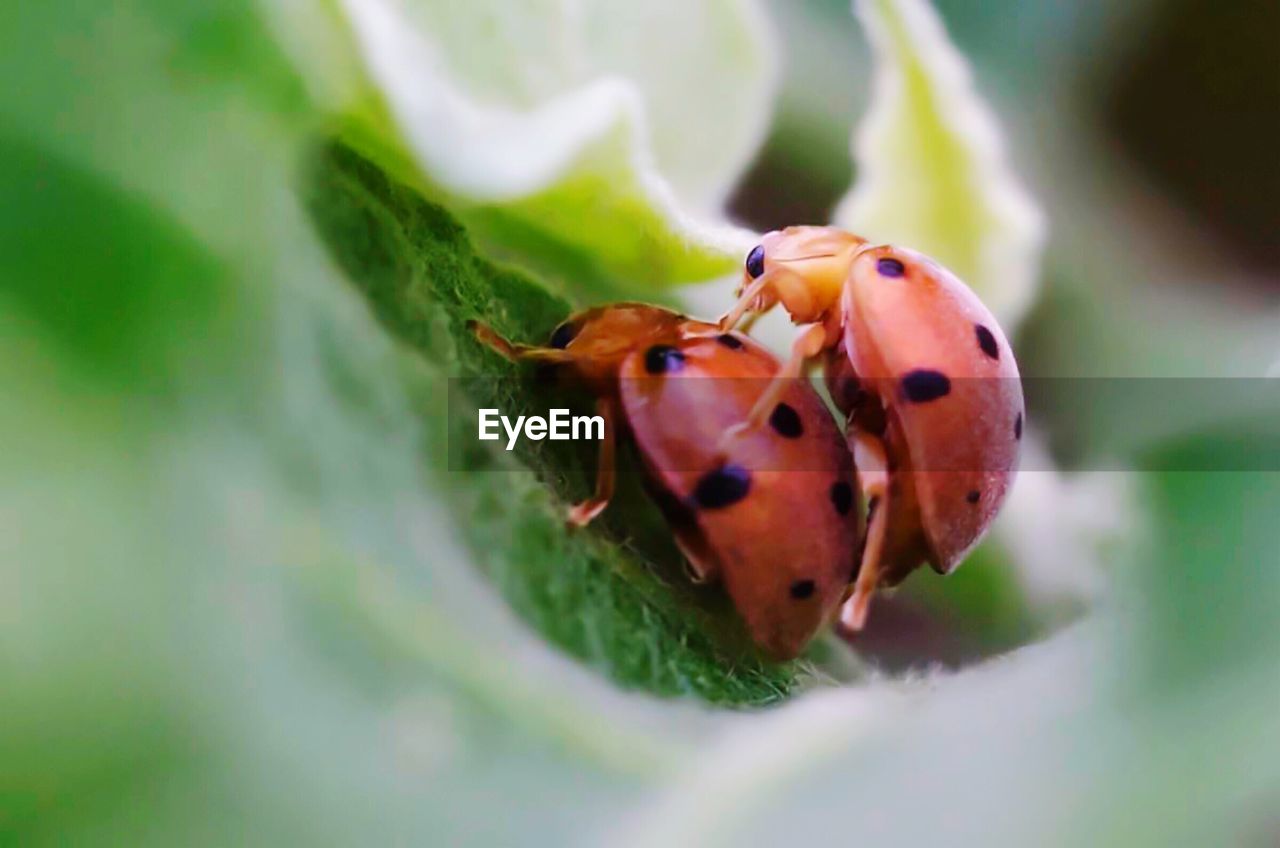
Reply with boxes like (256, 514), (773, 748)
(2, 0), (1277, 845)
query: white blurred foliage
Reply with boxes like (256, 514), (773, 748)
(995, 433), (1133, 612)
(364, 0), (780, 212)
(334, 0), (767, 207)
(615, 683), (907, 847)
(284, 0), (779, 284)
(836, 0), (1046, 329)
(619, 627), (1103, 847)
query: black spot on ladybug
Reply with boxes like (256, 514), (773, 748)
(975, 324), (999, 360)
(789, 579), (816, 600)
(877, 257), (905, 278)
(966, 490), (981, 504)
(769, 403), (804, 438)
(830, 481), (853, 516)
(645, 345), (686, 374)
(691, 464), (752, 510)
(901, 369), (951, 403)
(1015, 412), (1023, 440)
(716, 333), (744, 350)
(746, 244), (765, 278)
(549, 321), (579, 349)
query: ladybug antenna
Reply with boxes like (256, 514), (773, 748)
(775, 252), (837, 263)
(852, 243), (891, 259)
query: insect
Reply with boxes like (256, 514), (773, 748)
(469, 303), (860, 659)
(718, 227), (1024, 630)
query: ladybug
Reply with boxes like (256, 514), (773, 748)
(719, 227), (1024, 630)
(469, 303), (860, 659)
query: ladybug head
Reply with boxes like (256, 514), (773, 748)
(737, 227), (868, 323)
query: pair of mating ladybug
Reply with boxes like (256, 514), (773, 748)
(472, 226), (1023, 659)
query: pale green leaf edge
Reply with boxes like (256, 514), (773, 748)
(269, 0), (769, 288)
(837, 0), (1046, 328)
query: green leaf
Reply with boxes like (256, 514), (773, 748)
(0, 1), (813, 842)
(301, 140), (810, 704)
(835, 0), (1045, 328)
(14, 1), (1275, 846)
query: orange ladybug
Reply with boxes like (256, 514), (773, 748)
(718, 227), (1024, 630)
(470, 303), (860, 659)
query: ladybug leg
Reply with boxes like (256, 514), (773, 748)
(737, 309), (764, 335)
(469, 320), (575, 365)
(841, 431), (890, 631)
(566, 396), (617, 528)
(676, 539), (719, 585)
(716, 273), (774, 331)
(717, 265), (817, 331)
(715, 323), (828, 455)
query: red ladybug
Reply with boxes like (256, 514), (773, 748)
(719, 228), (1024, 629)
(470, 303), (860, 659)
